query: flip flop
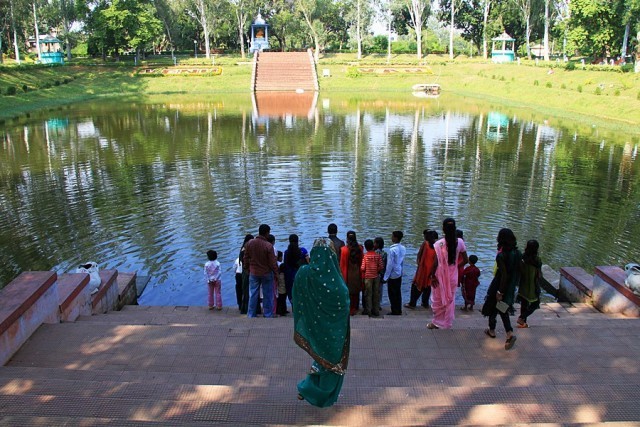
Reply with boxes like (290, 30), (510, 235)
(427, 323), (439, 330)
(484, 328), (496, 338)
(505, 335), (517, 350)
(517, 323), (529, 328)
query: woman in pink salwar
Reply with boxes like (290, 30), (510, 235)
(428, 218), (468, 330)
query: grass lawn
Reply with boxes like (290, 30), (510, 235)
(0, 54), (638, 136)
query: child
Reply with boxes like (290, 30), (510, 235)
(276, 251), (288, 316)
(361, 239), (384, 317)
(204, 250), (222, 310)
(461, 255), (481, 311)
(517, 240), (542, 328)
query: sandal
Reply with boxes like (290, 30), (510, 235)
(426, 323), (439, 330)
(484, 328), (496, 338)
(297, 393), (305, 401)
(505, 335), (517, 350)
(404, 303), (416, 310)
(517, 323), (529, 328)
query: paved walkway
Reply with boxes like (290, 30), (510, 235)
(1, 303), (639, 426)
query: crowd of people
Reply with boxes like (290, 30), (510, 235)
(204, 219), (543, 407)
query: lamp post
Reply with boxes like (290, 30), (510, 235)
(194, 40), (198, 59)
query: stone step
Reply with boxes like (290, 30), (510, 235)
(1, 389), (638, 425)
(2, 304), (639, 425)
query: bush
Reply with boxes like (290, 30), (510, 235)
(621, 64), (633, 73)
(637, 91), (640, 101)
(22, 84), (29, 92)
(577, 85), (583, 93)
(5, 86), (17, 96)
(346, 67), (362, 78)
(565, 61), (576, 71)
(561, 83), (567, 89)
(594, 86), (602, 95)
(614, 89), (620, 96)
(533, 80), (539, 86)
(54, 80), (61, 86)
(545, 82), (552, 88)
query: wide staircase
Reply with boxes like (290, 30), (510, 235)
(1, 303), (639, 425)
(253, 51), (318, 92)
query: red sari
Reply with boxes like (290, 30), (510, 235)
(413, 242), (436, 290)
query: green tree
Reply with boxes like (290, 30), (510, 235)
(85, 0), (162, 59)
(568, 0), (620, 58)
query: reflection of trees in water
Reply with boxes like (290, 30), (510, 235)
(0, 102), (638, 298)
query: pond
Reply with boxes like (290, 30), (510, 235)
(1, 92), (639, 308)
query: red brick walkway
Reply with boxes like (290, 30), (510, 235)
(1, 303), (639, 425)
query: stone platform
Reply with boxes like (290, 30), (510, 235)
(1, 303), (639, 426)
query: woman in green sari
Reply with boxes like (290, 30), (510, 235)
(293, 238), (350, 408)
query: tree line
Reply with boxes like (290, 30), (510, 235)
(0, 0), (638, 64)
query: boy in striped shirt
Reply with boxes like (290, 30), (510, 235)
(361, 239), (384, 317)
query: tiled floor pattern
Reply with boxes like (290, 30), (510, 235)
(0, 303), (639, 425)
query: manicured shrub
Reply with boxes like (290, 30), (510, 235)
(346, 67), (362, 78)
(614, 89), (620, 96)
(577, 85), (583, 93)
(5, 86), (17, 96)
(545, 82), (552, 88)
(561, 83), (566, 89)
(22, 84), (29, 92)
(637, 91), (640, 101)
(533, 80), (539, 86)
(594, 86), (602, 95)
(54, 80), (61, 86)
(565, 61), (576, 71)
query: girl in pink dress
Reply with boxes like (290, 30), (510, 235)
(428, 218), (468, 329)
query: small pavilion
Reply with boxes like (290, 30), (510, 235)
(491, 32), (515, 63)
(249, 13), (270, 55)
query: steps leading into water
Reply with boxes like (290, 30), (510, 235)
(1, 304), (639, 425)
(253, 51), (317, 92)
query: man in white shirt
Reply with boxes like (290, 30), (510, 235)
(383, 231), (406, 315)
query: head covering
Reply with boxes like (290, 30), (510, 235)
(293, 238), (350, 374)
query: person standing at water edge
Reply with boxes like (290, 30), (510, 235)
(327, 223), (345, 264)
(204, 250), (222, 310)
(244, 224), (278, 318)
(340, 231), (363, 316)
(517, 240), (542, 328)
(361, 239), (384, 317)
(428, 219), (468, 329)
(482, 228), (520, 350)
(238, 234), (254, 314)
(293, 238), (350, 407)
(461, 255), (481, 311)
(384, 231), (406, 316)
(406, 230), (438, 310)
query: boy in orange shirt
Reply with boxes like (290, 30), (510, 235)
(361, 239), (384, 317)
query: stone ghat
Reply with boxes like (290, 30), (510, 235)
(1, 265), (638, 367)
(0, 270), (137, 365)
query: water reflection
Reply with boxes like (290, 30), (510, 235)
(0, 96), (638, 307)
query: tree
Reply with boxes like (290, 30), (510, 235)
(568, 0), (620, 58)
(296, 0), (328, 61)
(403, 0), (430, 59)
(268, 0), (302, 51)
(85, 0), (162, 59)
(228, 0), (253, 59)
(345, 0), (374, 59)
(512, 0), (533, 58)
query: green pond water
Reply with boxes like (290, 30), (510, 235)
(0, 93), (638, 307)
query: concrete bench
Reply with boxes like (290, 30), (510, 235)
(91, 270), (119, 314)
(559, 267), (594, 303)
(57, 273), (91, 322)
(0, 271), (59, 365)
(592, 266), (640, 317)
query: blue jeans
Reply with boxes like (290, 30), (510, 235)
(248, 272), (275, 318)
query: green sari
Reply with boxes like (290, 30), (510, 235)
(293, 239), (350, 408)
